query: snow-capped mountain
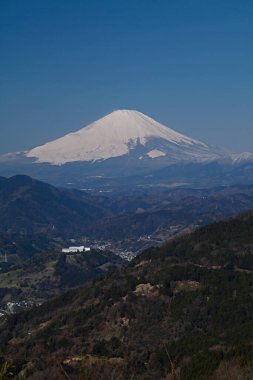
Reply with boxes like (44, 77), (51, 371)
(1, 109), (253, 190)
(231, 152), (253, 164)
(25, 110), (226, 165)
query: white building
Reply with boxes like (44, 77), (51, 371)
(62, 246), (91, 253)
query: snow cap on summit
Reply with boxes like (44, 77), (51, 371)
(26, 109), (209, 165)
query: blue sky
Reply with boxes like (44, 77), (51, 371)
(0, 0), (252, 153)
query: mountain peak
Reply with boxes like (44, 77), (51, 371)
(110, 109), (139, 114)
(25, 110), (220, 165)
(92, 109), (147, 126)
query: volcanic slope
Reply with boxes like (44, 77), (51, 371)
(26, 110), (226, 165)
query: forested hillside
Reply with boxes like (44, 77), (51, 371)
(2, 211), (253, 378)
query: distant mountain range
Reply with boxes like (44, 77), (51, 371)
(3, 175), (253, 257)
(1, 110), (253, 190)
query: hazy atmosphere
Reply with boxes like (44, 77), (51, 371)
(0, 0), (252, 154)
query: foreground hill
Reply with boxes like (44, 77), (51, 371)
(2, 212), (253, 378)
(0, 249), (123, 309)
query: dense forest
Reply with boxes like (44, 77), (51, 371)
(2, 211), (253, 378)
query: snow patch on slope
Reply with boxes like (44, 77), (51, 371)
(147, 149), (166, 158)
(231, 152), (253, 164)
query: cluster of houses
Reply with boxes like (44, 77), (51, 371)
(1, 300), (37, 315)
(61, 246), (91, 254)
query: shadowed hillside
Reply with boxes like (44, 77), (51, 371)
(0, 175), (110, 236)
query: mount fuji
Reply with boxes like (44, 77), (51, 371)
(25, 110), (226, 165)
(1, 110), (253, 191)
